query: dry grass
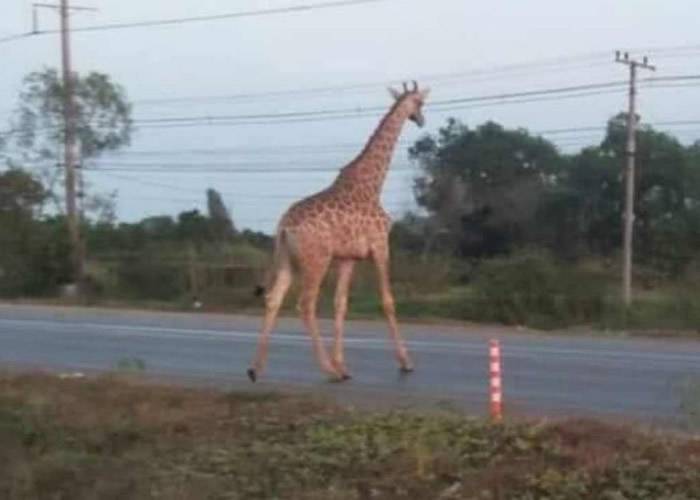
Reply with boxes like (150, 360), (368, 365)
(1, 372), (699, 499)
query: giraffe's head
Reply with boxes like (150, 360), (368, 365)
(388, 81), (431, 127)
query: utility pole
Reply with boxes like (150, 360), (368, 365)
(35, 1), (96, 290)
(59, 0), (83, 287)
(76, 136), (87, 283)
(615, 51), (655, 306)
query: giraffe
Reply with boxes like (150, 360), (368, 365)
(248, 81), (430, 382)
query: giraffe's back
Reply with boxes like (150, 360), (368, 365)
(280, 189), (390, 261)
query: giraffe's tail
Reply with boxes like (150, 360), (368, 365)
(253, 227), (290, 298)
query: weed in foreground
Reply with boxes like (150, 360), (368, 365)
(0, 373), (699, 499)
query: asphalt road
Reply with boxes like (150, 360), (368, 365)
(1, 303), (699, 426)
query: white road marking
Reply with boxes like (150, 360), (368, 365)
(1, 317), (699, 365)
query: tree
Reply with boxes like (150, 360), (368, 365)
(176, 210), (212, 244)
(410, 119), (564, 257)
(12, 68), (132, 159)
(613, 116), (700, 275)
(0, 168), (46, 215)
(206, 188), (236, 241)
(537, 145), (620, 257)
(0, 169), (71, 295)
(5, 68), (132, 220)
(538, 113), (700, 274)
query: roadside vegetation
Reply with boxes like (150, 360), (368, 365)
(1, 373), (699, 499)
(2, 68), (700, 333)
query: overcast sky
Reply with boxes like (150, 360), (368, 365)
(1, 0), (699, 233)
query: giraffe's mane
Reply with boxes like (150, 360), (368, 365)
(348, 92), (412, 166)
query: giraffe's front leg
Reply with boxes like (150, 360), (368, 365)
(332, 259), (355, 380)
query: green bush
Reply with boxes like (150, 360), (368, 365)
(599, 290), (700, 331)
(114, 257), (186, 301)
(0, 217), (73, 297)
(680, 376), (700, 431)
(471, 250), (607, 328)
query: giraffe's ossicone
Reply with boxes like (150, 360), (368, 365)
(248, 82), (430, 382)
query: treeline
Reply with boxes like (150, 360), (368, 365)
(0, 173), (271, 299)
(396, 114), (700, 279)
(2, 114), (700, 329)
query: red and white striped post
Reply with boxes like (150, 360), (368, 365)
(489, 339), (503, 422)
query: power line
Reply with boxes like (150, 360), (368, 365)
(88, 169), (413, 186)
(0, 32), (34, 44)
(641, 42), (700, 56)
(5, 81), (700, 143)
(95, 172), (413, 204)
(425, 76), (700, 109)
(4, 81), (697, 137)
(65, 119), (700, 157)
(0, 0), (392, 45)
(5, 119), (698, 165)
(131, 90), (622, 130)
(116, 194), (413, 208)
(84, 54), (698, 108)
(128, 76), (700, 129)
(645, 82), (700, 90)
(135, 84), (696, 130)
(644, 74), (700, 84)
(128, 90), (628, 129)
(86, 164), (417, 174)
(99, 143), (403, 156)
(3, 71), (698, 136)
(134, 59), (615, 107)
(131, 80), (630, 124)
(537, 119), (700, 136)
(431, 81), (627, 107)
(6, 116), (699, 163)
(134, 106), (386, 125)
(89, 53), (700, 108)
(92, 159), (391, 168)
(99, 50), (700, 106)
(76, 0), (392, 32)
(90, 171), (246, 195)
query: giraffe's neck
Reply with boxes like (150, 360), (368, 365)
(334, 100), (410, 200)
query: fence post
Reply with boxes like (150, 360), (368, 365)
(187, 244), (200, 307)
(489, 339), (503, 422)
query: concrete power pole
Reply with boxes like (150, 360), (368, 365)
(615, 51), (655, 306)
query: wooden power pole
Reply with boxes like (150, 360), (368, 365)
(34, 0), (96, 289)
(59, 0), (83, 287)
(615, 51), (655, 306)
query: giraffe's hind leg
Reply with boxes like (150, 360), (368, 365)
(248, 263), (293, 382)
(298, 254), (344, 381)
(332, 259), (355, 380)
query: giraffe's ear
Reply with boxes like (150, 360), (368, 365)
(387, 86), (401, 100)
(419, 87), (431, 100)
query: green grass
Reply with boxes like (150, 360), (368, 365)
(681, 376), (700, 432)
(1, 373), (700, 499)
(10, 247), (700, 336)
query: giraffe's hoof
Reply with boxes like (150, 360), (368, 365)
(326, 372), (351, 383)
(399, 365), (414, 375)
(331, 360), (351, 381)
(247, 368), (257, 383)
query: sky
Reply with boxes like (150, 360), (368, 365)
(1, 0), (699, 233)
